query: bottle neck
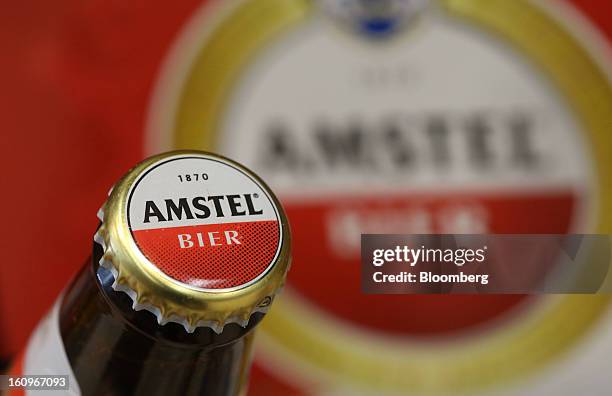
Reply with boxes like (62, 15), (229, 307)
(57, 244), (262, 396)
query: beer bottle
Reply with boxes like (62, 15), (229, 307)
(8, 151), (291, 395)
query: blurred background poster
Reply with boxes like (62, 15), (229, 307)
(1, 0), (612, 394)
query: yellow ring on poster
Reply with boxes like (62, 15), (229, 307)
(173, 0), (612, 392)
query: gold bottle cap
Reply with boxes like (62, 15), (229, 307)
(94, 150), (291, 333)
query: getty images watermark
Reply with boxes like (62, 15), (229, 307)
(361, 235), (612, 294)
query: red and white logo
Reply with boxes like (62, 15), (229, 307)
(127, 154), (282, 291)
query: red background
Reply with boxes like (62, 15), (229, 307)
(0, 2), (611, 394)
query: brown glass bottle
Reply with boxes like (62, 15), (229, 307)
(57, 242), (262, 395)
(12, 151), (291, 396)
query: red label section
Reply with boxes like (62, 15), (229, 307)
(286, 190), (576, 335)
(133, 220), (280, 289)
